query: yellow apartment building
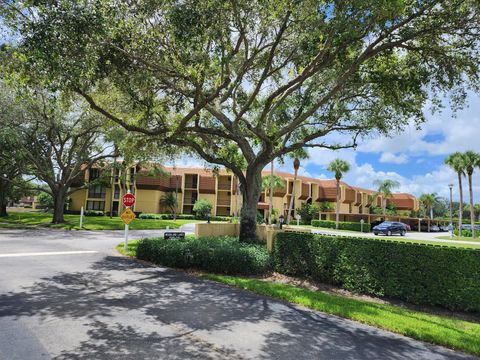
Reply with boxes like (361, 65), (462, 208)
(69, 164), (420, 224)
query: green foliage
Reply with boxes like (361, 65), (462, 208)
(192, 199), (213, 219)
(318, 202), (334, 212)
(327, 159), (350, 181)
(37, 192), (54, 207)
(256, 211), (265, 224)
(160, 191), (178, 214)
(274, 233), (480, 312)
(297, 203), (320, 224)
(311, 219), (371, 232)
(261, 174), (285, 193)
(84, 210), (104, 216)
(136, 236), (271, 275)
(138, 213), (231, 221)
(419, 193), (440, 218)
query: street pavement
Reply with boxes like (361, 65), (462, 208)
(0, 228), (476, 360)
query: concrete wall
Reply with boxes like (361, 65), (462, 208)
(136, 189), (163, 214)
(69, 189), (87, 211)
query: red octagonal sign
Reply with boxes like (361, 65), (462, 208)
(122, 193), (136, 207)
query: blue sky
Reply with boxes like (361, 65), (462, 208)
(278, 92), (480, 202)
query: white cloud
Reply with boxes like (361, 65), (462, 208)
(358, 92), (480, 157)
(379, 152), (409, 164)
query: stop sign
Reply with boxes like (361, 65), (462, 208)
(122, 193), (136, 207)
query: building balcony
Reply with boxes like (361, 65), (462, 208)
(217, 183), (231, 191)
(217, 198), (231, 207)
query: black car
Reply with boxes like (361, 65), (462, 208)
(372, 221), (406, 236)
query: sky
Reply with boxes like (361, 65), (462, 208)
(169, 91), (480, 203)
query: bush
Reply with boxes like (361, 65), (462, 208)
(136, 236), (271, 275)
(297, 203), (320, 224)
(274, 232), (480, 312)
(311, 219), (371, 232)
(138, 213), (163, 219)
(37, 192), (54, 207)
(84, 210), (104, 216)
(193, 199), (213, 219)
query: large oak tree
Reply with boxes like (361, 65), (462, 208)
(2, 0), (479, 241)
(1, 86), (117, 223)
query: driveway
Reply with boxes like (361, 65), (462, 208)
(0, 229), (476, 359)
(307, 227), (480, 245)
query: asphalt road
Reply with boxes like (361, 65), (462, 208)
(0, 228), (476, 360)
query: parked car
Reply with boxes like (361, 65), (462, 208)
(461, 224), (480, 231)
(401, 223), (411, 232)
(430, 225), (441, 232)
(372, 221), (407, 236)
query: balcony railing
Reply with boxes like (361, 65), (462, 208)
(217, 183), (231, 190)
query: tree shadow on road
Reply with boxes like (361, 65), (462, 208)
(0, 255), (475, 360)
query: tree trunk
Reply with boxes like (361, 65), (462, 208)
(468, 173), (475, 238)
(430, 207), (433, 220)
(52, 188), (66, 224)
(335, 179), (340, 229)
(0, 182), (8, 217)
(382, 199), (386, 217)
(458, 173), (463, 236)
(239, 168), (262, 243)
(268, 161), (274, 225)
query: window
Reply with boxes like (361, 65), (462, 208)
(86, 200), (105, 211)
(89, 169), (100, 181)
(114, 185), (120, 199)
(88, 185), (106, 199)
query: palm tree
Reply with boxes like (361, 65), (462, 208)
(373, 179), (400, 217)
(160, 191), (177, 217)
(327, 159), (350, 229)
(463, 151), (480, 238)
(419, 193), (440, 229)
(287, 158), (300, 224)
(261, 172), (284, 224)
(445, 152), (466, 235)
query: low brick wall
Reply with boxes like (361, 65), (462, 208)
(194, 223), (310, 252)
(195, 223), (240, 237)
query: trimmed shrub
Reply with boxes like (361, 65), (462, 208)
(193, 199), (213, 219)
(274, 232), (480, 312)
(311, 219), (371, 232)
(84, 210), (104, 216)
(136, 236), (271, 275)
(137, 213), (231, 221)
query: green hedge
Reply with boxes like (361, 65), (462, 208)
(137, 213), (231, 221)
(136, 236), (271, 275)
(84, 210), (104, 216)
(273, 232), (480, 312)
(311, 219), (371, 232)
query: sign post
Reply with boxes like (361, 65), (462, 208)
(79, 206), (84, 229)
(295, 214), (301, 226)
(121, 191), (136, 251)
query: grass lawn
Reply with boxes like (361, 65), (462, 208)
(437, 235), (480, 243)
(116, 239), (480, 356)
(203, 274), (480, 356)
(0, 211), (199, 230)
